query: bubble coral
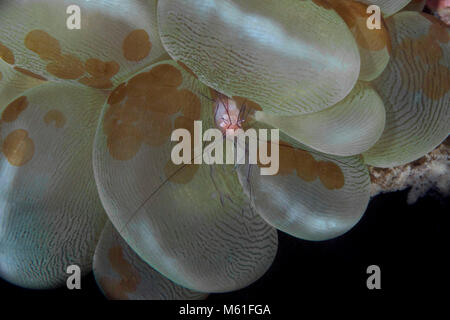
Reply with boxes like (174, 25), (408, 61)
(0, 0), (448, 298)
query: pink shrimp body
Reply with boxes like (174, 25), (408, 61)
(214, 95), (244, 135)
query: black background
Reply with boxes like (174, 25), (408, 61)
(0, 188), (447, 309)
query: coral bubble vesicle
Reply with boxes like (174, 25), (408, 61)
(256, 82), (386, 157)
(158, 0), (361, 115)
(238, 130), (371, 241)
(93, 222), (208, 300)
(364, 12), (450, 167)
(0, 83), (107, 289)
(93, 60), (278, 293)
(0, 0), (165, 88)
(327, 0), (392, 81)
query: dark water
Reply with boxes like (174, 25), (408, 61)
(0, 188), (447, 303)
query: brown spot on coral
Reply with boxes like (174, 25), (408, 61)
(394, 15), (449, 101)
(141, 112), (173, 146)
(318, 161), (345, 190)
(177, 90), (202, 120)
(126, 64), (183, 99)
(0, 42), (15, 65)
(79, 58), (120, 89)
(174, 115), (196, 133)
(2, 129), (35, 166)
(108, 83), (128, 105)
(330, 0), (391, 52)
(46, 54), (85, 79)
(2, 96), (28, 122)
(44, 110), (66, 128)
(25, 30), (61, 60)
(265, 142), (295, 175)
(143, 87), (183, 115)
(354, 18), (391, 52)
(0, 71), (2, 81)
(177, 61), (198, 79)
(294, 149), (319, 182)
(406, 35), (443, 65)
(312, 0), (333, 10)
(147, 63), (183, 88)
(258, 142), (295, 175)
(25, 30), (84, 80)
(106, 123), (143, 161)
(258, 140), (344, 189)
(100, 246), (140, 300)
(24, 30), (120, 86)
(328, 0), (365, 29)
(84, 58), (119, 78)
(123, 30), (152, 62)
(104, 63), (201, 165)
(14, 67), (47, 81)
